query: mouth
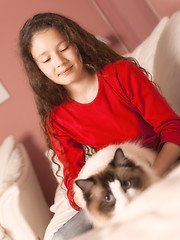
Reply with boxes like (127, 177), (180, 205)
(58, 66), (72, 76)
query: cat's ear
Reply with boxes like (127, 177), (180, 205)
(111, 148), (135, 168)
(75, 178), (94, 193)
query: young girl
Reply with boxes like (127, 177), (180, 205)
(19, 12), (180, 240)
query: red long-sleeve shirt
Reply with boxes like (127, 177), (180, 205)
(48, 60), (180, 210)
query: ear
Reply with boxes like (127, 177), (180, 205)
(75, 178), (95, 194)
(111, 148), (135, 168)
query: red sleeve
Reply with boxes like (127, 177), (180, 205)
(117, 60), (180, 148)
(47, 116), (85, 211)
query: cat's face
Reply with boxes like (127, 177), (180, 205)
(75, 148), (156, 224)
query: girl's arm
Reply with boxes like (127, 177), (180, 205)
(117, 61), (180, 175)
(46, 119), (85, 211)
(152, 142), (180, 176)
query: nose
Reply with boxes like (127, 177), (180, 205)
(54, 52), (66, 68)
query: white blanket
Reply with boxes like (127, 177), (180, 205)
(73, 165), (180, 240)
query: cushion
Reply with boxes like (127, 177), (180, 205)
(125, 16), (169, 75)
(0, 136), (25, 196)
(153, 11), (180, 116)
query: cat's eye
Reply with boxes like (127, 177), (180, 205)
(121, 180), (131, 190)
(104, 194), (113, 202)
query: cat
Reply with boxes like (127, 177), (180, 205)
(73, 141), (159, 227)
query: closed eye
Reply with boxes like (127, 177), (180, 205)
(42, 58), (51, 63)
(60, 45), (69, 52)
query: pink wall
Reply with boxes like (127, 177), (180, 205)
(148, 0), (180, 17)
(0, 0), (179, 205)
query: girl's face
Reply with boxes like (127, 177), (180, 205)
(31, 27), (84, 86)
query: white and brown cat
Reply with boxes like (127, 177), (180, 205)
(74, 142), (159, 227)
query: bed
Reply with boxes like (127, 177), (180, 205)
(0, 11), (180, 240)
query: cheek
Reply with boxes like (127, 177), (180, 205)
(70, 46), (83, 63)
(38, 64), (53, 77)
(70, 53), (81, 64)
(76, 52), (83, 64)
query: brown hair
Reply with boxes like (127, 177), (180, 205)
(19, 12), (150, 170)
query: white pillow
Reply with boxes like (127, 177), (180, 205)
(0, 136), (25, 196)
(125, 16), (169, 75)
(153, 11), (180, 116)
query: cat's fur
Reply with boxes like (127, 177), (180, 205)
(74, 142), (159, 227)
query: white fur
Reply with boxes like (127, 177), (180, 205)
(73, 142), (158, 225)
(109, 180), (129, 211)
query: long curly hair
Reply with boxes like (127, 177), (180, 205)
(19, 12), (150, 169)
